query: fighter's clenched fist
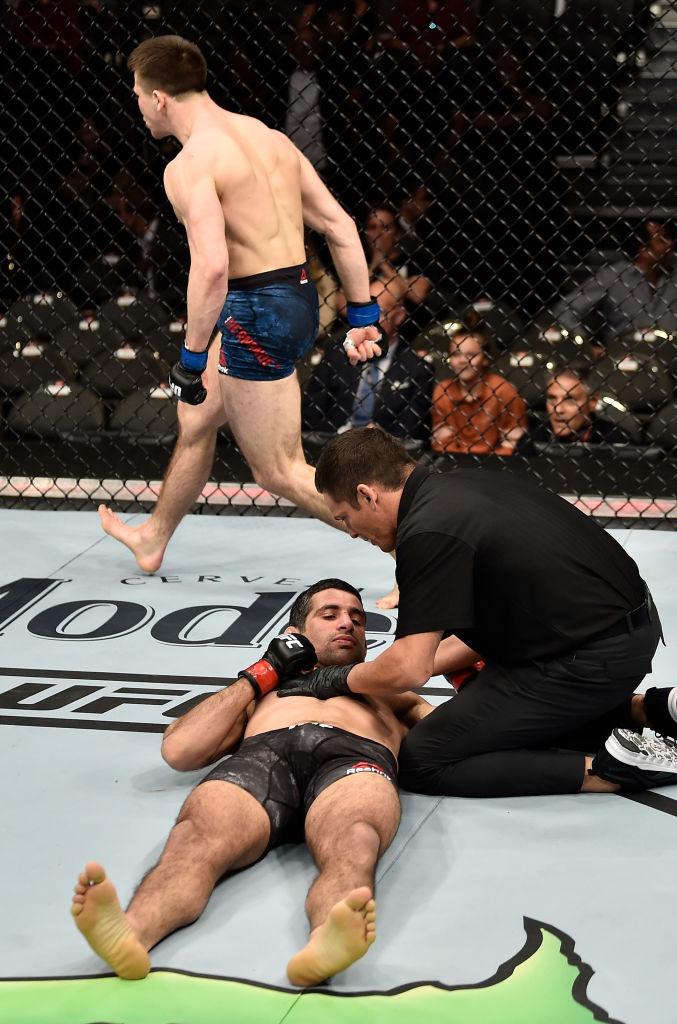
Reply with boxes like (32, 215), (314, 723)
(342, 298), (387, 366)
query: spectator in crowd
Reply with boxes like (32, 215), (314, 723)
(363, 205), (432, 308)
(303, 278), (434, 443)
(285, 26), (328, 173)
(105, 169), (160, 294)
(515, 358), (633, 454)
(431, 321), (527, 455)
(552, 220), (677, 344)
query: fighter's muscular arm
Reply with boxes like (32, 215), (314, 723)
(164, 156), (229, 353)
(346, 631), (444, 694)
(432, 634), (482, 677)
(161, 680), (255, 772)
(354, 636), (480, 699)
(298, 151), (382, 364)
(298, 151), (370, 303)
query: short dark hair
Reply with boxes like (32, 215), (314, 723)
(315, 427), (416, 506)
(288, 578), (363, 629)
(128, 36), (207, 95)
(548, 356), (597, 390)
(447, 319), (489, 348)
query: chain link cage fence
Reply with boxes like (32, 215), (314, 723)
(2, 0), (677, 524)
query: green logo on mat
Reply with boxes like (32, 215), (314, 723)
(0, 918), (624, 1024)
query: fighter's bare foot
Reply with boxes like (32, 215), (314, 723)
(376, 583), (399, 610)
(286, 887), (376, 987)
(98, 505), (166, 573)
(71, 862), (150, 980)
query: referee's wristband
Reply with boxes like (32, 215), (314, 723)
(346, 299), (380, 328)
(179, 345), (208, 373)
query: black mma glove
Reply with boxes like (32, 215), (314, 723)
(346, 298), (388, 360)
(169, 345), (208, 405)
(238, 633), (316, 699)
(277, 664), (354, 700)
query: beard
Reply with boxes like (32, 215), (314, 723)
(317, 642), (365, 666)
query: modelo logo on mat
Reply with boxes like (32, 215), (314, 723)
(0, 577), (393, 732)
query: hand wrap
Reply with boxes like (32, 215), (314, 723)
(277, 664), (354, 700)
(346, 299), (381, 328)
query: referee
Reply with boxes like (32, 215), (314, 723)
(279, 428), (677, 796)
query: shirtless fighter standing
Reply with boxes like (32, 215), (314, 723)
(98, 35), (383, 573)
(70, 579), (439, 986)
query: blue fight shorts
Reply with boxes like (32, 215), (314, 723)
(217, 263), (319, 381)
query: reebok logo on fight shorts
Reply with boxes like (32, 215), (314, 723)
(299, 268), (308, 284)
(346, 761), (392, 781)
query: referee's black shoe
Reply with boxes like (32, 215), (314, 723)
(591, 729), (677, 791)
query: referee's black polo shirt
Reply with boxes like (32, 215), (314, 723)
(394, 465), (645, 665)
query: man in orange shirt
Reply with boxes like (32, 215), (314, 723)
(431, 322), (526, 455)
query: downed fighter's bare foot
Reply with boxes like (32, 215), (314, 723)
(98, 505), (166, 573)
(376, 583), (399, 610)
(71, 862), (150, 980)
(286, 887), (376, 987)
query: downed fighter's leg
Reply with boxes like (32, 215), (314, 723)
(288, 772), (400, 987)
(71, 781), (270, 978)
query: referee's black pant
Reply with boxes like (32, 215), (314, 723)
(398, 598), (663, 797)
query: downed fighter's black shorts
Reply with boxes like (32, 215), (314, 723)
(200, 723), (398, 849)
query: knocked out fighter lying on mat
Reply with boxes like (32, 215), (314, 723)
(70, 578), (447, 987)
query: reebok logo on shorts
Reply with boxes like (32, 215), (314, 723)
(299, 268), (308, 284)
(346, 761), (392, 781)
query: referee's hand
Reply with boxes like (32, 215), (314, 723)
(277, 665), (353, 700)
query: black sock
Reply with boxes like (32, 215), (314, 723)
(643, 687), (677, 736)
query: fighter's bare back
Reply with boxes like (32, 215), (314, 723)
(164, 108), (307, 279)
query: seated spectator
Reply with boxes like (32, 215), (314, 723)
(105, 170), (160, 295)
(515, 358), (633, 455)
(552, 220), (677, 345)
(431, 321), (526, 455)
(363, 204), (432, 308)
(302, 279), (434, 442)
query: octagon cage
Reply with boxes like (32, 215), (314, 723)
(2, 0), (677, 527)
